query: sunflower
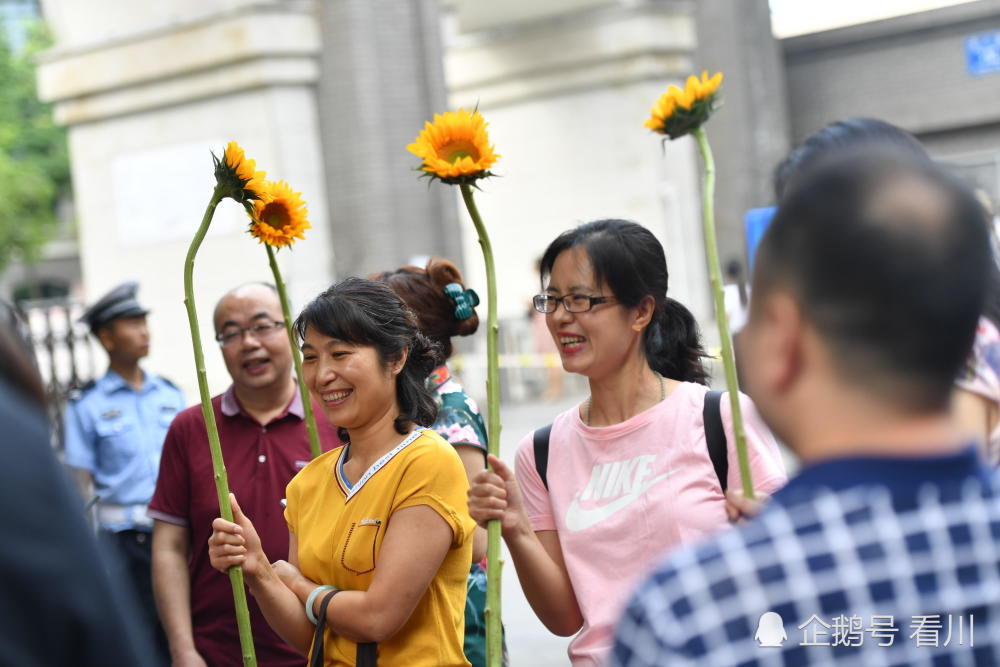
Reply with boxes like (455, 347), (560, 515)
(248, 180), (310, 248)
(644, 71), (723, 140)
(407, 109), (499, 185)
(213, 141), (267, 202)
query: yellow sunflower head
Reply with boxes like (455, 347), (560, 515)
(248, 180), (311, 248)
(213, 141), (267, 202)
(406, 109), (500, 185)
(644, 71), (723, 140)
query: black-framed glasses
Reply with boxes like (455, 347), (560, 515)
(533, 293), (616, 314)
(215, 319), (285, 347)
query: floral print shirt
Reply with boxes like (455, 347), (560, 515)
(957, 316), (1000, 464)
(428, 365), (488, 455)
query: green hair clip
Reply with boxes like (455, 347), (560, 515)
(443, 282), (479, 321)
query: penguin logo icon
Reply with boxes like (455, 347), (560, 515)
(755, 611), (787, 647)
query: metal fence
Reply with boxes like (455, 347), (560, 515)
(21, 298), (103, 451)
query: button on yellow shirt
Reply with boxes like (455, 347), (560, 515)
(285, 428), (474, 666)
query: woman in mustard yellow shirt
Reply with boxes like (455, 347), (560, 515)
(208, 278), (475, 666)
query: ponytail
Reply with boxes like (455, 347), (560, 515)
(645, 297), (709, 385)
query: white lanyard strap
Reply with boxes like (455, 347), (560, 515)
(344, 428), (425, 501)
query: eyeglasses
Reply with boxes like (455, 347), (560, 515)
(215, 319), (285, 347)
(532, 293), (616, 314)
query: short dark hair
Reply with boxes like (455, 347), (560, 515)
(755, 148), (991, 411)
(293, 278), (442, 439)
(540, 219), (709, 384)
(773, 118), (928, 201)
(370, 257), (479, 360)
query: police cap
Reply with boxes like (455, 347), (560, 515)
(79, 281), (149, 333)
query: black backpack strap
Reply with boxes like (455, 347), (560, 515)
(703, 390), (728, 493)
(533, 424), (553, 490)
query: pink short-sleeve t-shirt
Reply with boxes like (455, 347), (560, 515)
(514, 381), (787, 666)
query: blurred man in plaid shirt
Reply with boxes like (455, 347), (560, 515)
(612, 149), (1000, 666)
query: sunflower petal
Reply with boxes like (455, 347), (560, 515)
(246, 180), (310, 248)
(408, 109), (499, 184)
(643, 71), (723, 137)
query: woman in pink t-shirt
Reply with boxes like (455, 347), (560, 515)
(469, 220), (787, 666)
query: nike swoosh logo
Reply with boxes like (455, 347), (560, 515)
(564, 470), (677, 532)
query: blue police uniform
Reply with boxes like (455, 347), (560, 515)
(62, 281), (182, 666)
(64, 370), (185, 528)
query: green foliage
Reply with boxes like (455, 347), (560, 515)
(0, 19), (69, 272)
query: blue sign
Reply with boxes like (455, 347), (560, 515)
(966, 31), (1000, 76)
(744, 206), (776, 271)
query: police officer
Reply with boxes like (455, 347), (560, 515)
(64, 281), (185, 665)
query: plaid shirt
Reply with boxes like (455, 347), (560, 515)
(611, 446), (1000, 666)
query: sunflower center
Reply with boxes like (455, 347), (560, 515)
(260, 202), (291, 228)
(438, 139), (481, 164)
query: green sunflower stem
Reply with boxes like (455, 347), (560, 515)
(183, 185), (258, 667)
(265, 244), (322, 459)
(691, 127), (755, 500)
(460, 183), (503, 667)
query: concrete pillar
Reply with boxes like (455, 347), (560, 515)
(696, 0), (791, 275)
(315, 0), (462, 278)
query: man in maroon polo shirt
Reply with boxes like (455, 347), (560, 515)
(149, 283), (340, 667)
